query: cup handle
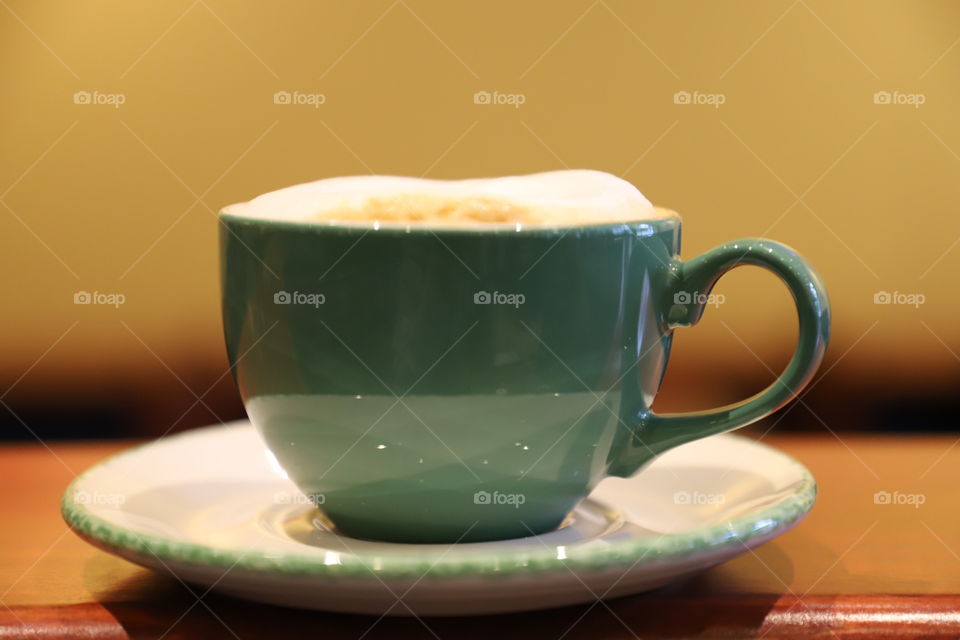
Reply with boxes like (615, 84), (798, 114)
(615, 238), (830, 473)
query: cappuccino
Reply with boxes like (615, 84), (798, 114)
(222, 170), (675, 228)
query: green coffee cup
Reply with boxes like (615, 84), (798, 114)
(220, 184), (829, 544)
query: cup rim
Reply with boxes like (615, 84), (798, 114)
(218, 207), (681, 234)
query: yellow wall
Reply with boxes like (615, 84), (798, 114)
(1, 1), (958, 409)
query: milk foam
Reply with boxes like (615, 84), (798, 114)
(221, 170), (673, 228)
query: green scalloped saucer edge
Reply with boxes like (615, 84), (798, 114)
(60, 425), (816, 580)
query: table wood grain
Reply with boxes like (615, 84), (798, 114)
(2, 434), (959, 638)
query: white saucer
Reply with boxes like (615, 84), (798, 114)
(62, 421), (815, 616)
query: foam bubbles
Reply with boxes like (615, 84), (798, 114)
(222, 170), (672, 228)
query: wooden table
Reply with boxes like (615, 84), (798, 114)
(2, 434), (959, 639)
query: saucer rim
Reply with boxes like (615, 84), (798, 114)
(61, 422), (816, 579)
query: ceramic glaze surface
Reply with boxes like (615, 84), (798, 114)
(220, 212), (829, 542)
